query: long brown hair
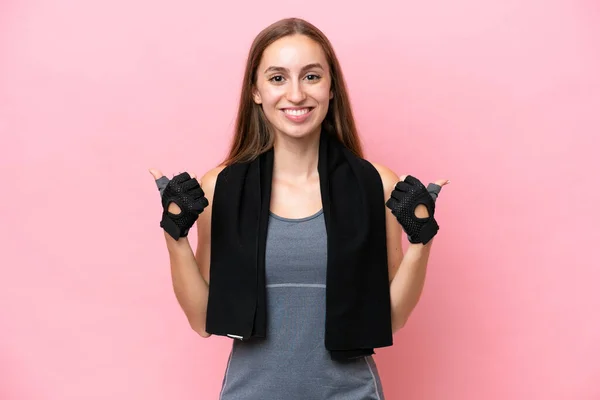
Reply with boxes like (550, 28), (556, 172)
(222, 18), (363, 166)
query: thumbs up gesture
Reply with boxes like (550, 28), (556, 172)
(149, 168), (209, 240)
(386, 175), (449, 245)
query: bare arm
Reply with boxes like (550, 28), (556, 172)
(373, 163), (446, 333)
(388, 240), (432, 332)
(165, 231), (211, 337)
(161, 166), (223, 338)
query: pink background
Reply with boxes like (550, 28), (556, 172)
(2, 0), (599, 399)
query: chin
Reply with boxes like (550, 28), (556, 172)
(275, 125), (321, 140)
(271, 114), (326, 140)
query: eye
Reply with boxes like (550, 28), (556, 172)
(306, 74), (321, 81)
(268, 75), (285, 83)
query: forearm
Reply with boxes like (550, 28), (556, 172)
(389, 240), (433, 333)
(164, 231), (211, 337)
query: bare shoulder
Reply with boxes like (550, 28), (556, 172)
(195, 164), (226, 282)
(369, 161), (404, 280)
(196, 164), (226, 230)
(199, 164), (226, 202)
(370, 161), (400, 195)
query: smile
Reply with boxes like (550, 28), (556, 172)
(281, 107), (314, 123)
(283, 108), (312, 116)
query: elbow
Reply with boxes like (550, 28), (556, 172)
(391, 314), (408, 333)
(197, 330), (212, 338)
(189, 321), (211, 338)
(193, 326), (212, 338)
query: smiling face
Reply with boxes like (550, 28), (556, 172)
(252, 34), (333, 141)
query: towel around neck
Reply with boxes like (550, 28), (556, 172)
(206, 125), (393, 361)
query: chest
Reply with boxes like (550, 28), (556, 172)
(269, 177), (322, 219)
(265, 212), (328, 286)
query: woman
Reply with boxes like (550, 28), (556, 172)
(149, 17), (448, 400)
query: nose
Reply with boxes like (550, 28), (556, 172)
(285, 79), (306, 103)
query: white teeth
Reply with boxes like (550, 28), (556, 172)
(284, 108), (310, 116)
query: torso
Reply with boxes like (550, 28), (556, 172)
(218, 209), (385, 400)
(198, 154), (400, 399)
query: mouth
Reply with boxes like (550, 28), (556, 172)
(281, 107), (314, 116)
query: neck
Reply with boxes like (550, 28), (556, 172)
(272, 128), (321, 182)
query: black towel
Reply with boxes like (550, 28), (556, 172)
(206, 126), (393, 360)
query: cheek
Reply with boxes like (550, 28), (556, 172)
(258, 87), (283, 107)
(313, 91), (330, 106)
(311, 84), (333, 103)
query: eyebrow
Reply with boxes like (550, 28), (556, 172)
(264, 63), (325, 74)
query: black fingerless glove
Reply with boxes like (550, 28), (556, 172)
(155, 172), (209, 240)
(385, 175), (440, 245)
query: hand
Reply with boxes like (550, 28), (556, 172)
(149, 168), (209, 240)
(385, 175), (449, 244)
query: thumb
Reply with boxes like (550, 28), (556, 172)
(149, 168), (170, 197)
(148, 168), (164, 180)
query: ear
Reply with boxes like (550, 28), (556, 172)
(329, 90), (334, 100)
(252, 86), (262, 104)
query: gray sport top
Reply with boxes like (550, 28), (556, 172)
(218, 209), (386, 400)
